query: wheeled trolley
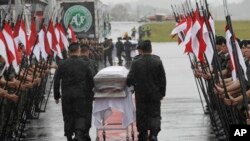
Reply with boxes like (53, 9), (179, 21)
(93, 93), (135, 141)
(95, 108), (135, 141)
(93, 66), (136, 141)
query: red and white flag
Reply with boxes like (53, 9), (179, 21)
(183, 16), (193, 53)
(13, 18), (21, 52)
(36, 25), (52, 59)
(36, 27), (47, 59)
(235, 37), (247, 80)
(171, 19), (187, 37)
(3, 23), (19, 73)
(29, 17), (37, 49)
(13, 18), (21, 39)
(43, 25), (52, 57)
(0, 31), (9, 68)
(225, 26), (247, 81)
(47, 20), (63, 59)
(67, 24), (77, 43)
(197, 16), (206, 63)
(191, 10), (201, 60)
(58, 23), (69, 51)
(19, 20), (31, 56)
(171, 18), (186, 46)
(33, 42), (41, 61)
(203, 21), (214, 66)
(202, 14), (215, 66)
(26, 18), (39, 61)
(55, 23), (64, 52)
(225, 29), (236, 81)
(209, 15), (215, 38)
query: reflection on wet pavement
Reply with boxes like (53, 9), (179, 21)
(26, 22), (218, 141)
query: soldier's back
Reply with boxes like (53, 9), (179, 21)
(59, 57), (90, 92)
(81, 56), (98, 77)
(132, 54), (163, 91)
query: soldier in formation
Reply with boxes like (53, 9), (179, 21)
(0, 43), (53, 140)
(115, 37), (124, 66)
(103, 38), (114, 67)
(193, 36), (250, 140)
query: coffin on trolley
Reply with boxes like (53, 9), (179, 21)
(93, 66), (136, 141)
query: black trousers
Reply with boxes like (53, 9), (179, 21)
(135, 96), (161, 139)
(62, 96), (92, 137)
(104, 52), (113, 66)
(117, 52), (123, 65)
(125, 52), (131, 65)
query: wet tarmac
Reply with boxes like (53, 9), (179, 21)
(26, 22), (218, 141)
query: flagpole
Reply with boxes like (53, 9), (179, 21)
(13, 48), (45, 141)
(14, 20), (49, 138)
(0, 3), (25, 137)
(198, 1), (236, 139)
(171, 4), (209, 114)
(223, 0), (249, 119)
(0, 2), (45, 139)
(0, 5), (28, 139)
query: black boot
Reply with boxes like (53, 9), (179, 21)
(149, 135), (158, 141)
(138, 131), (148, 141)
(149, 128), (160, 141)
(66, 136), (73, 141)
(74, 130), (84, 141)
(83, 133), (91, 141)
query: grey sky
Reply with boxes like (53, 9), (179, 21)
(101, 0), (248, 20)
(101, 0), (243, 7)
(101, 0), (138, 4)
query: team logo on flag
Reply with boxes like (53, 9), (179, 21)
(64, 5), (92, 33)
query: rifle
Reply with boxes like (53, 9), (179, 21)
(171, 4), (209, 114)
(223, 0), (249, 119)
(13, 18), (49, 141)
(200, 0), (235, 138)
(1, 7), (45, 140)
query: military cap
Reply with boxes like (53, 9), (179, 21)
(141, 40), (152, 52)
(68, 43), (80, 52)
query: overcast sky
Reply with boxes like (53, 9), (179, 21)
(100, 0), (244, 7)
(100, 0), (248, 20)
